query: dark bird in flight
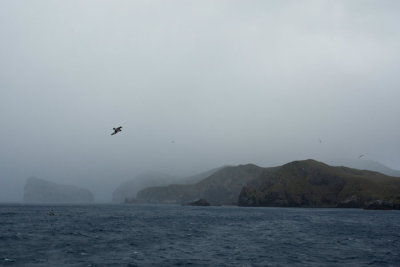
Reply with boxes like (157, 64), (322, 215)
(358, 154), (365, 159)
(111, 126), (122, 136)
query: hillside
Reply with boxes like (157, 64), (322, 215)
(136, 164), (265, 205)
(113, 167), (222, 203)
(137, 159), (400, 209)
(239, 160), (400, 208)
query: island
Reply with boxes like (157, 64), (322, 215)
(135, 159), (400, 209)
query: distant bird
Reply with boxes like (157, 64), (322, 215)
(358, 154), (365, 159)
(319, 139), (322, 143)
(111, 126), (122, 136)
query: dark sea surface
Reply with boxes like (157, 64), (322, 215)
(0, 204), (399, 266)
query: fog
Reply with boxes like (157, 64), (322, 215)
(1, 0), (399, 202)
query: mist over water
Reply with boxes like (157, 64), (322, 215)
(1, 1), (400, 202)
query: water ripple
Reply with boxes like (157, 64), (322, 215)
(0, 204), (399, 266)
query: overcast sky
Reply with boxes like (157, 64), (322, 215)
(1, 0), (399, 202)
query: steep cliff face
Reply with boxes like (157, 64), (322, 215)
(238, 160), (400, 208)
(24, 177), (94, 203)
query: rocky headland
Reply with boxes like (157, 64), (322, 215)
(136, 160), (400, 209)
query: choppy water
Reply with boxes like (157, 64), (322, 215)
(0, 204), (399, 266)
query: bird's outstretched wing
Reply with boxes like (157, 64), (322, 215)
(111, 126), (122, 136)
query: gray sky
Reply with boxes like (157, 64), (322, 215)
(1, 0), (400, 202)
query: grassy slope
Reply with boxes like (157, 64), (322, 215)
(239, 160), (400, 207)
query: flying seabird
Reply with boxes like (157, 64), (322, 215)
(358, 154), (365, 159)
(111, 126), (122, 136)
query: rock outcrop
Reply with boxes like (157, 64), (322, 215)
(186, 199), (211, 206)
(363, 199), (400, 210)
(24, 177), (94, 203)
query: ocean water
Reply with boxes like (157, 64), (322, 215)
(0, 204), (399, 266)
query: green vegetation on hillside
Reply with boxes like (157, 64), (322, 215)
(239, 160), (400, 208)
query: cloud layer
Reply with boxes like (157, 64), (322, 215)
(1, 1), (399, 201)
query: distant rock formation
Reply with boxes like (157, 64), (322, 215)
(327, 159), (400, 177)
(186, 199), (211, 206)
(136, 159), (400, 209)
(24, 177), (94, 203)
(137, 164), (264, 205)
(363, 199), (400, 210)
(113, 168), (222, 204)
